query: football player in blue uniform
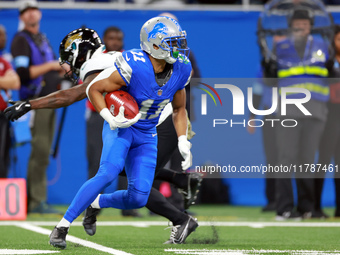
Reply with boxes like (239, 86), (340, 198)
(81, 15), (193, 232)
(17, 17), (192, 248)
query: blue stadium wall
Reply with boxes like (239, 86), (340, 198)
(1, 9), (338, 206)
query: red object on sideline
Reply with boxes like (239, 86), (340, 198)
(0, 178), (27, 220)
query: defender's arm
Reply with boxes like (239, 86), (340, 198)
(4, 73), (97, 121)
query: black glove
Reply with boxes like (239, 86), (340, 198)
(261, 58), (278, 78)
(4, 100), (32, 121)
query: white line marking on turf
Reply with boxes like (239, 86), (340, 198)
(0, 250), (59, 254)
(2, 221), (340, 228)
(15, 223), (133, 255)
(164, 249), (340, 255)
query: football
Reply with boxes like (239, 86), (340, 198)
(105, 90), (139, 119)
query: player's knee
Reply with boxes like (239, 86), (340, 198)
(127, 193), (149, 209)
(127, 179), (152, 208)
(96, 160), (123, 183)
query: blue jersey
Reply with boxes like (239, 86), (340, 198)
(115, 49), (192, 131)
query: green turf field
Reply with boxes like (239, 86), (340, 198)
(1, 205), (340, 255)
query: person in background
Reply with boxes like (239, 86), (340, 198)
(0, 25), (12, 63)
(263, 8), (330, 220)
(248, 34), (286, 212)
(0, 24), (20, 178)
(315, 24), (340, 218)
(11, 0), (62, 214)
(247, 68), (277, 212)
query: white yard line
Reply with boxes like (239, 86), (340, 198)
(1, 221), (340, 228)
(164, 248), (340, 255)
(14, 223), (133, 255)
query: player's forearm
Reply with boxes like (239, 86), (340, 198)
(30, 84), (87, 109)
(29, 62), (55, 79)
(86, 70), (124, 113)
(0, 71), (20, 90)
(87, 85), (107, 113)
(172, 106), (188, 137)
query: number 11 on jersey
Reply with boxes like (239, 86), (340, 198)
(139, 99), (170, 119)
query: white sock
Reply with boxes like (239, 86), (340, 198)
(57, 217), (71, 228)
(91, 194), (101, 209)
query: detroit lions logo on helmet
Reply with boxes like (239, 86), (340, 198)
(145, 23), (168, 42)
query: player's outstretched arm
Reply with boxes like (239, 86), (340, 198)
(4, 73), (98, 121)
(172, 88), (192, 171)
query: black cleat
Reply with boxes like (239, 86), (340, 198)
(82, 206), (101, 236)
(303, 210), (329, 219)
(275, 211), (302, 221)
(179, 172), (203, 210)
(49, 226), (68, 249)
(164, 215), (198, 244)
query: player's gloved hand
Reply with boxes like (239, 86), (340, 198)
(4, 100), (32, 121)
(178, 135), (192, 171)
(100, 106), (141, 130)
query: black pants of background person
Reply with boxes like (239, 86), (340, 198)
(86, 110), (104, 179)
(262, 115), (278, 211)
(315, 103), (340, 216)
(0, 112), (11, 178)
(276, 118), (325, 215)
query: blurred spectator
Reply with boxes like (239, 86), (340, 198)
(315, 24), (340, 218)
(11, 0), (62, 214)
(0, 25), (12, 63)
(0, 24), (20, 178)
(247, 68), (277, 212)
(102, 26), (124, 53)
(249, 35), (286, 212)
(263, 8), (330, 220)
